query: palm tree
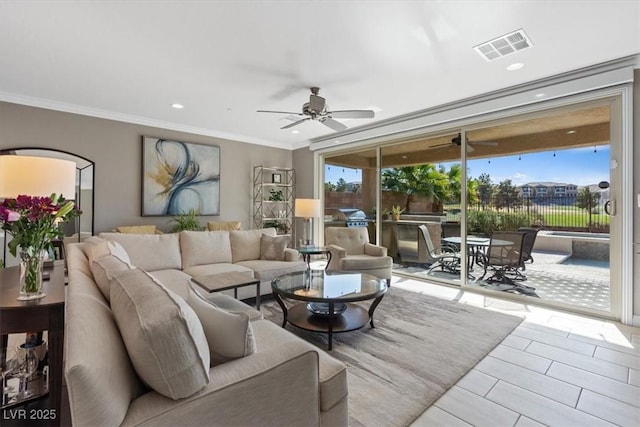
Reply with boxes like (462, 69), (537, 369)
(382, 165), (449, 212)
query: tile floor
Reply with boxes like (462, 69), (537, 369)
(394, 277), (640, 427)
(394, 250), (611, 312)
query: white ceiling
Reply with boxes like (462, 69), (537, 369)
(1, 1), (639, 150)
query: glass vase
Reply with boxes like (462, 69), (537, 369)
(18, 250), (46, 301)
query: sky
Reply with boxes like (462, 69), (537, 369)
(325, 146), (610, 187)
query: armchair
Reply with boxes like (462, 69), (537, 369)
(325, 227), (392, 286)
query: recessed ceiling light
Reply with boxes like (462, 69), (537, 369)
(291, 130), (300, 134)
(566, 130), (576, 134)
(535, 93), (545, 98)
(506, 62), (524, 71)
(171, 103), (184, 109)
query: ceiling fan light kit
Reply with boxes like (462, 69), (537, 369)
(257, 87), (375, 131)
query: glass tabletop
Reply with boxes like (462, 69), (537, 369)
(297, 246), (329, 255)
(272, 270), (386, 303)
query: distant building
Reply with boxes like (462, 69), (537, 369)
(519, 182), (579, 199)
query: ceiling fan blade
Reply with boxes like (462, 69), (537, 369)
(321, 117), (348, 131)
(257, 110), (302, 115)
(329, 110), (375, 119)
(281, 118), (309, 129)
(472, 140), (498, 146)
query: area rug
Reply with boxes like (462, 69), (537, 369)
(260, 286), (523, 427)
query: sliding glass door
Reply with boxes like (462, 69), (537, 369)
(318, 97), (622, 319)
(463, 102), (615, 315)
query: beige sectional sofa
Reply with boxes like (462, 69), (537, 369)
(64, 229), (349, 426)
(98, 228), (306, 300)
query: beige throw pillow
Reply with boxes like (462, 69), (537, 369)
(116, 225), (158, 234)
(186, 283), (256, 366)
(260, 234), (288, 261)
(90, 255), (135, 302)
(110, 269), (210, 400)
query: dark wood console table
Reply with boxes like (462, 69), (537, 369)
(1, 261), (65, 426)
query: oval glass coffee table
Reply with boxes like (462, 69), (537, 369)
(271, 270), (387, 350)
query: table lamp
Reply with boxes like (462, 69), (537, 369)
(0, 155), (76, 199)
(0, 155), (77, 266)
(295, 198), (321, 247)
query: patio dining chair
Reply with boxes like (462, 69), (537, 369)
(517, 227), (540, 270)
(418, 224), (461, 274)
(479, 231), (528, 283)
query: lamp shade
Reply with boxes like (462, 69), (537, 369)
(295, 198), (321, 218)
(0, 155), (76, 199)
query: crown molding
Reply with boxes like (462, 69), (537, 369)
(0, 92), (297, 151)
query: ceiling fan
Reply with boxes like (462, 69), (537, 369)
(257, 87), (375, 131)
(442, 133), (498, 152)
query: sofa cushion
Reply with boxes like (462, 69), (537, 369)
(186, 283), (256, 366)
(99, 232), (181, 271)
(110, 269), (210, 400)
(146, 269), (193, 301)
(207, 221), (242, 231)
(180, 230), (233, 269)
(229, 228), (276, 262)
(183, 263), (254, 280)
(236, 259), (306, 283)
(260, 234), (288, 261)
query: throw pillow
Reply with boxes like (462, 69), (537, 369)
(90, 254), (135, 302)
(260, 234), (288, 261)
(186, 283), (256, 366)
(115, 225), (158, 234)
(110, 269), (210, 400)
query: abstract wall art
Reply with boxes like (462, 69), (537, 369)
(142, 137), (220, 216)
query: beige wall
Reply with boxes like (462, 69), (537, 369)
(0, 102), (295, 233)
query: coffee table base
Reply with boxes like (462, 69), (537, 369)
(277, 296), (384, 350)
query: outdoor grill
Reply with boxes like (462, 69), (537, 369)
(324, 208), (370, 228)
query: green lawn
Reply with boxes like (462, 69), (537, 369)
(444, 204), (610, 228)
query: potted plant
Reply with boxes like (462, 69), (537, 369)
(390, 205), (404, 221)
(169, 209), (204, 232)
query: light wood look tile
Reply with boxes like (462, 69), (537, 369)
(486, 381), (617, 427)
(594, 346), (640, 370)
(630, 369), (640, 387)
(512, 326), (596, 356)
(527, 341), (629, 382)
(489, 344), (552, 374)
(456, 370), (498, 397)
(434, 386), (520, 427)
(547, 362), (640, 407)
(514, 415), (547, 427)
(411, 406), (473, 427)
(476, 356), (580, 406)
(577, 389), (640, 427)
(501, 334), (532, 351)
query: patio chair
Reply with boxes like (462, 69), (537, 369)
(441, 222), (461, 250)
(479, 231), (527, 283)
(518, 227), (540, 269)
(418, 224), (461, 274)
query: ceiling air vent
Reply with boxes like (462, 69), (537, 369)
(474, 29), (533, 62)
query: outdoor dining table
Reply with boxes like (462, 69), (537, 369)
(443, 236), (513, 274)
